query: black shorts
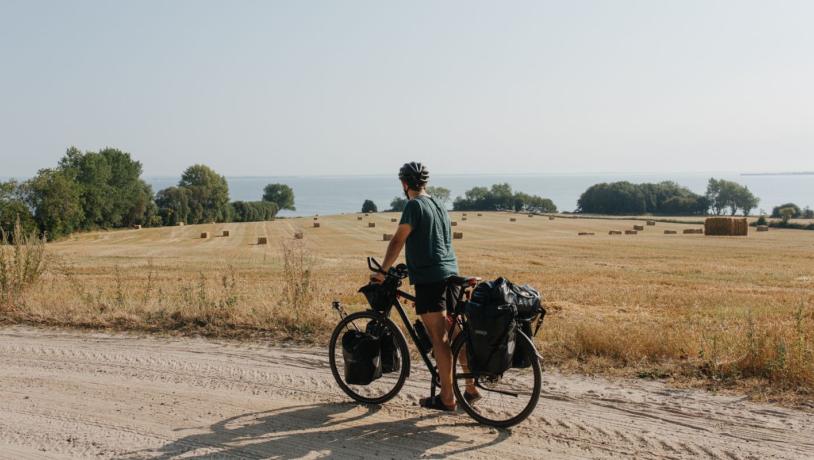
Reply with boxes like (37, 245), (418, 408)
(414, 280), (461, 315)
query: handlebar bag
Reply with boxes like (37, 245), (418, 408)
(359, 282), (396, 312)
(341, 330), (383, 385)
(366, 320), (400, 374)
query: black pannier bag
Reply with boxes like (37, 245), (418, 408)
(509, 281), (545, 368)
(341, 330), (383, 385)
(366, 321), (400, 374)
(465, 280), (518, 377)
(358, 282), (396, 312)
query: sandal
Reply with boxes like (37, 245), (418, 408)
(463, 391), (482, 405)
(419, 396), (456, 412)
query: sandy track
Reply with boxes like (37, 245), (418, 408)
(0, 327), (811, 459)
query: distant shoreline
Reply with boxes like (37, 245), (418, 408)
(741, 172), (814, 176)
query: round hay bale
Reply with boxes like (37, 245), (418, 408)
(461, 217), (467, 221)
(625, 230), (638, 235)
(633, 225), (645, 231)
(391, 218), (397, 223)
(578, 232), (595, 236)
(452, 232), (463, 239)
(257, 236), (268, 245)
(200, 232), (209, 239)
(357, 216), (363, 221)
(222, 230), (230, 237)
(313, 222), (320, 228)
(609, 230), (622, 235)
(510, 218), (517, 222)
(757, 225), (769, 232)
(368, 222), (376, 228)
(548, 216), (555, 220)
(451, 221), (458, 226)
(683, 228), (703, 234)
(664, 230), (677, 234)
(647, 220), (656, 226)
(294, 232), (304, 240)
(383, 233), (393, 241)
(313, 217), (318, 221)
(462, 213), (468, 216)
(477, 213), (483, 217)
(528, 214), (534, 217)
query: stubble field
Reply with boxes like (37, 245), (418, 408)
(5, 212), (813, 403)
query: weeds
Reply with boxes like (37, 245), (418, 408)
(0, 217), (47, 309)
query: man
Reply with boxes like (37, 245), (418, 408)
(371, 162), (479, 411)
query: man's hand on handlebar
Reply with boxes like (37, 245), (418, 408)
(369, 272), (386, 284)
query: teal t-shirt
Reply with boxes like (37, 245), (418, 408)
(399, 195), (459, 285)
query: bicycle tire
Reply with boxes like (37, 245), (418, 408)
(329, 310), (411, 405)
(451, 330), (542, 428)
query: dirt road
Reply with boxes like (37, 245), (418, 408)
(0, 327), (811, 459)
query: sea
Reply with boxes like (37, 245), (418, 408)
(145, 173), (813, 217)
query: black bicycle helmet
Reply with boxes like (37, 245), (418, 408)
(398, 162), (430, 190)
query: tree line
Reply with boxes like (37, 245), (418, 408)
(576, 178), (762, 216)
(378, 184), (558, 214)
(0, 147), (296, 240)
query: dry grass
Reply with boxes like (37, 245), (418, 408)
(3, 212), (813, 403)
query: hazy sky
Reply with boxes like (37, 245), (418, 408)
(2, 0), (813, 177)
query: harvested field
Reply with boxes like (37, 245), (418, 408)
(3, 212), (813, 402)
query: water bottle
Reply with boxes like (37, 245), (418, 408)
(414, 320), (433, 354)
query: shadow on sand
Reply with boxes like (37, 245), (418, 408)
(120, 402), (509, 459)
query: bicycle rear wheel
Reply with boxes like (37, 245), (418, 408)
(451, 331), (542, 428)
(329, 310), (411, 405)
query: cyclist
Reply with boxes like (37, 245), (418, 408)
(371, 162), (480, 411)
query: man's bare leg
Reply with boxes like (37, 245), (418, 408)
(420, 312), (455, 407)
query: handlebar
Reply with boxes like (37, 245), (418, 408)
(367, 257), (409, 280)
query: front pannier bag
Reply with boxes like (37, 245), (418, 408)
(358, 282), (395, 312)
(341, 330), (383, 385)
(366, 321), (400, 374)
(465, 280), (518, 377)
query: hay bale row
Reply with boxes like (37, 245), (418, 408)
(453, 232), (463, 239)
(683, 228), (703, 234)
(633, 225), (645, 231)
(625, 230), (638, 235)
(609, 230), (622, 235)
(704, 217), (747, 236)
(368, 222), (376, 228)
(757, 225), (769, 232)
(313, 222), (320, 228)
(383, 233), (393, 241)
(578, 232), (594, 236)
(664, 230), (677, 234)
(647, 220), (656, 226)
(257, 237), (268, 245)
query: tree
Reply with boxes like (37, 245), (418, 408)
(706, 178), (758, 216)
(361, 199), (378, 213)
(453, 183), (556, 213)
(262, 183), (295, 211)
(231, 201), (278, 222)
(389, 196), (407, 212)
(0, 180), (37, 241)
(22, 169), (83, 240)
(155, 186), (190, 226)
(426, 186), (451, 207)
(780, 207), (795, 224)
(179, 165), (231, 223)
(803, 206), (814, 219)
(57, 146), (153, 228)
(771, 203), (801, 218)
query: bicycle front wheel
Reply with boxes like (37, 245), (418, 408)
(329, 310), (411, 405)
(451, 331), (542, 428)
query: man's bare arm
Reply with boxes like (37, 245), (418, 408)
(381, 223), (412, 272)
